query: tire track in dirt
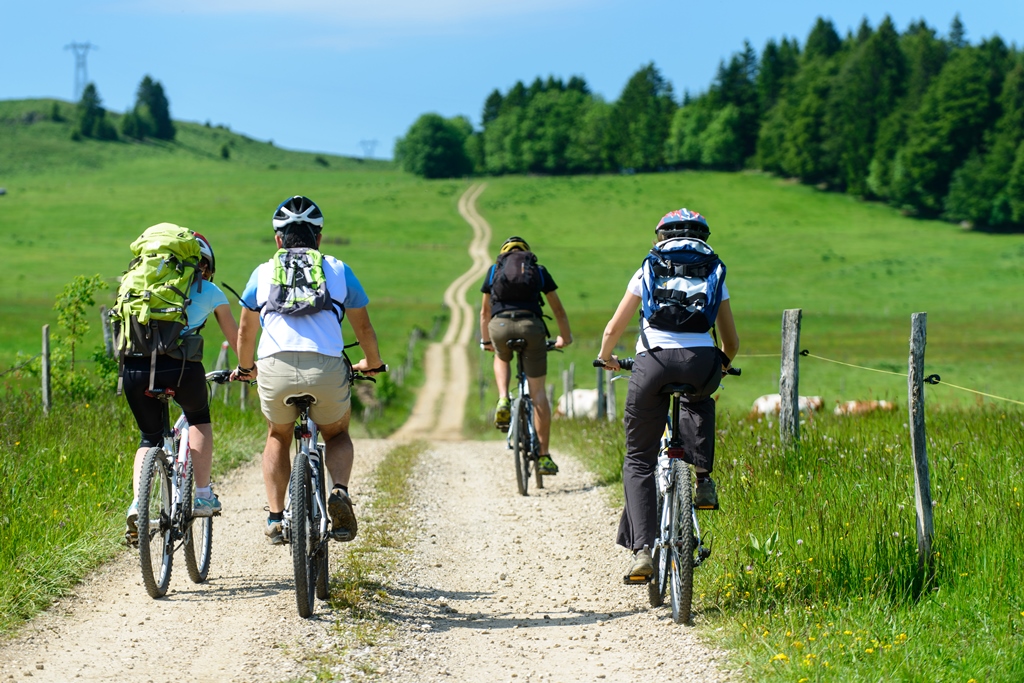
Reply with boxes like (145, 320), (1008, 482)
(391, 182), (491, 442)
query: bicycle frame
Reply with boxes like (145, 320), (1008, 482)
(283, 406), (330, 550)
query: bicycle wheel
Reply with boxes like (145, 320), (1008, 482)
(138, 447), (174, 598)
(314, 448), (330, 601)
(290, 450), (316, 618)
(182, 459), (213, 583)
(511, 398), (530, 496)
(668, 461), (695, 625)
(531, 400), (544, 490)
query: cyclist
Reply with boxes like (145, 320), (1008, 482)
(232, 195), (385, 546)
(595, 209), (739, 580)
(479, 236), (572, 475)
(125, 233), (240, 540)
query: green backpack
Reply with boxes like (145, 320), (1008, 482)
(110, 223), (202, 390)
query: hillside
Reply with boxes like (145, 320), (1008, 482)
(0, 98), (388, 177)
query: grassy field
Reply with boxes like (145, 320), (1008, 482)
(472, 173), (1024, 413)
(556, 408), (1024, 681)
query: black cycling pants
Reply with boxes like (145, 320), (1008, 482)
(616, 346), (722, 551)
(122, 356), (211, 449)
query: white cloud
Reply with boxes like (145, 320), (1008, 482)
(124, 0), (596, 25)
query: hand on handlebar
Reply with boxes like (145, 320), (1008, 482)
(554, 334), (571, 349)
(352, 358), (387, 376)
(594, 356), (621, 371)
(230, 365), (258, 382)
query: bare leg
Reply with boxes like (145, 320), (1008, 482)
(317, 411), (354, 488)
(527, 375), (551, 454)
(263, 422), (293, 513)
(493, 355), (511, 398)
(189, 423), (213, 488)
(131, 446), (149, 500)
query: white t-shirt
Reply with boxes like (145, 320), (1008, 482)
(240, 253), (369, 358)
(626, 267), (730, 353)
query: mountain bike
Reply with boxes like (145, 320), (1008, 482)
(595, 356), (739, 624)
(132, 369), (233, 599)
(282, 344), (386, 618)
(505, 338), (559, 496)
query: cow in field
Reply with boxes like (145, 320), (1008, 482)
(556, 389), (600, 419)
(749, 393), (824, 419)
(834, 399), (897, 416)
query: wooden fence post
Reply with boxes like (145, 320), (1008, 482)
(780, 309), (802, 446)
(240, 378), (248, 410)
(41, 325), (51, 415)
(908, 312), (934, 571)
(596, 366), (606, 420)
(100, 306), (113, 357)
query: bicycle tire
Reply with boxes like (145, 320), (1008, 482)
(532, 400), (544, 489)
(669, 461), (695, 625)
(138, 447), (174, 599)
(290, 450), (316, 618)
(511, 398), (529, 496)
(314, 448), (330, 601)
(182, 459), (213, 583)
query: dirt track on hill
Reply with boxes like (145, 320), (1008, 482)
(0, 184), (734, 683)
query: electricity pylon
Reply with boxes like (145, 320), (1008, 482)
(64, 42), (98, 100)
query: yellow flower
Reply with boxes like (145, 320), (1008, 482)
(793, 641), (803, 649)
(786, 631), (792, 637)
(14, 441), (19, 446)
(865, 648), (875, 654)
(770, 653), (789, 663)
(844, 630), (853, 636)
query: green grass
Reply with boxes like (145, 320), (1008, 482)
(557, 409), (1024, 681)
(472, 172), (1024, 413)
(0, 390), (266, 634)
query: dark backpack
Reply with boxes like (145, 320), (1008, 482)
(490, 250), (544, 303)
(639, 237), (726, 334)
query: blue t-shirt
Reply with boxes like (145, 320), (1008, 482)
(240, 253), (369, 358)
(182, 280), (229, 335)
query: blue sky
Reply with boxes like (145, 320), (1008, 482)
(3, 1), (1021, 159)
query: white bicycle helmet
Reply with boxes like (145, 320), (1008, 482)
(273, 195), (324, 232)
(193, 231), (215, 275)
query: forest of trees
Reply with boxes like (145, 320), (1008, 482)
(396, 15), (1024, 228)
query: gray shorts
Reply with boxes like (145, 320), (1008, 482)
(257, 352), (351, 426)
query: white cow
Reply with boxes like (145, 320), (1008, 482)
(555, 389), (600, 419)
(834, 399), (897, 416)
(749, 393), (824, 418)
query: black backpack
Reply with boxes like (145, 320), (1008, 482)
(490, 251), (544, 302)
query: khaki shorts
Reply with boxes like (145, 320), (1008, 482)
(489, 315), (548, 378)
(257, 352), (351, 426)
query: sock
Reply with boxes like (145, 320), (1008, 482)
(333, 484), (349, 495)
(195, 486), (212, 500)
(696, 472), (711, 483)
(268, 511), (283, 523)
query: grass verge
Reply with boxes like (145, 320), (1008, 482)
(310, 440), (425, 680)
(557, 407), (1024, 681)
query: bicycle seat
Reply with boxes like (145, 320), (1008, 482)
(144, 388), (175, 399)
(506, 338), (528, 352)
(284, 394), (317, 409)
(660, 383), (697, 396)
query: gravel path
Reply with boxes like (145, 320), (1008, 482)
(378, 439), (735, 683)
(0, 440), (389, 683)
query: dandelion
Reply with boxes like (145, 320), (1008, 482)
(844, 630), (853, 636)
(769, 653), (789, 663)
(865, 648), (874, 654)
(792, 641), (803, 649)
(14, 441), (19, 446)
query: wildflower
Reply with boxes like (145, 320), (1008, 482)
(792, 641), (803, 649)
(843, 630), (853, 636)
(797, 539), (803, 545)
(14, 441), (19, 446)
(770, 653), (789, 663)
(865, 648), (874, 654)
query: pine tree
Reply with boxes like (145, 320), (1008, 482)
(607, 63), (676, 171)
(74, 83), (117, 141)
(134, 75), (176, 140)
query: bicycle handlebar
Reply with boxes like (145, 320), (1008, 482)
(205, 370), (234, 384)
(593, 357), (740, 376)
(352, 364), (388, 383)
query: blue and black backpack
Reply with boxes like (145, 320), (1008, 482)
(639, 237), (726, 334)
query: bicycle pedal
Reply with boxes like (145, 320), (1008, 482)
(623, 574), (651, 585)
(695, 503), (720, 511)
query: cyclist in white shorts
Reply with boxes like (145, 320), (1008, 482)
(233, 196), (385, 545)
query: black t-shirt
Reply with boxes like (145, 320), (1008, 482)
(481, 263), (558, 318)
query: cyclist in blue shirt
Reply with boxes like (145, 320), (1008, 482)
(232, 196), (385, 546)
(125, 233), (240, 542)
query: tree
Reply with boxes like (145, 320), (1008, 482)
(482, 89), (503, 126)
(757, 37), (800, 114)
(949, 14), (967, 50)
(74, 83), (117, 141)
(134, 75), (175, 140)
(608, 63), (676, 170)
(708, 41), (760, 164)
(699, 105), (743, 168)
(564, 98), (613, 173)
(395, 113), (473, 179)
(519, 89), (589, 174)
(825, 16), (907, 193)
(665, 100), (714, 167)
(53, 275), (107, 373)
(892, 40), (1009, 213)
(804, 17), (842, 62)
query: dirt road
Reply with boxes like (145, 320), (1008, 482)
(0, 184), (734, 682)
